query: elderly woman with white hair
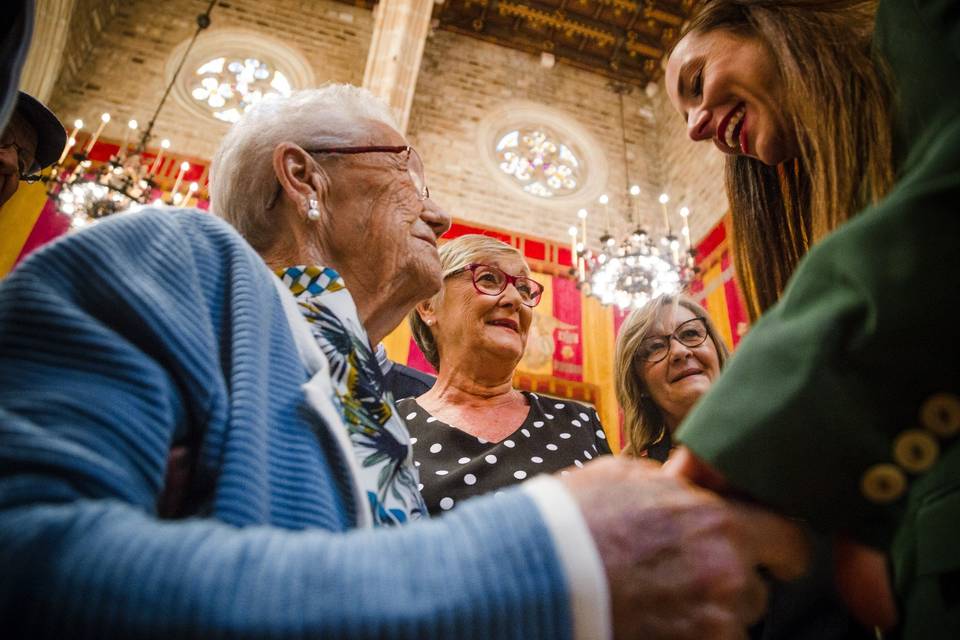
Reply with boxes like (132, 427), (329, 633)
(399, 234), (611, 515)
(210, 85), (450, 525)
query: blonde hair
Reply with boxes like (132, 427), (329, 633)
(614, 294), (729, 456)
(410, 234), (528, 371)
(209, 84), (398, 252)
(681, 0), (893, 319)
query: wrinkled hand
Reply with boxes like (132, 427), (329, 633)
(561, 456), (809, 640)
(666, 446), (898, 631)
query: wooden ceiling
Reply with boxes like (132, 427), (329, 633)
(336, 0), (697, 87)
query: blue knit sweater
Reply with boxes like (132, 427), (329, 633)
(0, 209), (571, 639)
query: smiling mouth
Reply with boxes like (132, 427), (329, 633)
(488, 319), (519, 332)
(717, 103), (747, 154)
(671, 369), (704, 383)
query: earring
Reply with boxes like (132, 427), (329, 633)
(306, 197), (320, 221)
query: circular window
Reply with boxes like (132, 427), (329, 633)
(167, 29), (314, 126)
(190, 56), (293, 123)
(495, 128), (583, 198)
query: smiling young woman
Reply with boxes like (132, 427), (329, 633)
(666, 0), (893, 319)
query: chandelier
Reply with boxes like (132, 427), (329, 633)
(43, 2), (218, 227)
(568, 84), (697, 310)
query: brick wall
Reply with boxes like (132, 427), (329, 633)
(47, 0), (373, 160)
(408, 29), (727, 246)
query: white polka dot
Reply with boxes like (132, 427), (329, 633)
(435, 469), (448, 476)
(503, 439), (516, 448)
(531, 456), (543, 464)
(405, 412), (418, 420)
(426, 416), (438, 423)
(485, 454), (498, 464)
(458, 457), (471, 464)
(571, 419), (582, 427)
(592, 445), (598, 452)
(521, 428), (531, 437)
(464, 473), (477, 485)
(514, 470), (527, 480)
(439, 497), (455, 510)
(554, 403), (565, 409)
(596, 429), (606, 440)
(477, 436), (487, 444)
(574, 460), (584, 468)
(417, 483), (424, 490)
(429, 443), (442, 454)
(560, 470), (570, 476)
(415, 461), (421, 467)
(584, 450), (592, 460)
(546, 443), (558, 451)
(544, 413), (555, 420)
(579, 412), (590, 421)
(531, 393), (539, 399)
(409, 437), (418, 444)
(559, 432), (571, 439)
(533, 421), (544, 428)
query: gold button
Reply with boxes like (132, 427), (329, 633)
(920, 393), (960, 437)
(893, 429), (940, 473)
(861, 464), (907, 504)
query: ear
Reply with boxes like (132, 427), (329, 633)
(416, 298), (437, 327)
(272, 143), (330, 214)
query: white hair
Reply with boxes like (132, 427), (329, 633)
(209, 84), (399, 250)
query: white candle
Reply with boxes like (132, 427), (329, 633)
(58, 119), (83, 164)
(577, 208), (588, 252)
(170, 161), (190, 201)
(568, 225), (578, 274)
(149, 139), (171, 176)
(184, 181), (199, 207)
(84, 113), (110, 154)
(658, 193), (670, 232)
(119, 119), (138, 160)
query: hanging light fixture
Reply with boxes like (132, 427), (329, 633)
(572, 83), (698, 310)
(43, 0), (217, 228)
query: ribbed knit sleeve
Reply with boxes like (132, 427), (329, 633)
(0, 210), (574, 639)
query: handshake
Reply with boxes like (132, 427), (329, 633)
(559, 452), (894, 640)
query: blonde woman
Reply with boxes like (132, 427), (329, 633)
(400, 234), (611, 515)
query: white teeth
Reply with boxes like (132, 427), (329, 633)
(723, 105), (746, 149)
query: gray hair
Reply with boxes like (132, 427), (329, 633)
(209, 84), (398, 251)
(410, 234), (527, 371)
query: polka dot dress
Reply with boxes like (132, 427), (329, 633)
(397, 392), (612, 516)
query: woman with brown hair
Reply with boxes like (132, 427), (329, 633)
(664, 0), (960, 635)
(614, 294), (728, 459)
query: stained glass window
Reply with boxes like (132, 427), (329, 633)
(190, 57), (293, 123)
(495, 128), (583, 198)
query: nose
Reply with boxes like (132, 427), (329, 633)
(668, 337), (693, 361)
(498, 282), (524, 310)
(421, 198), (451, 240)
(687, 108), (712, 142)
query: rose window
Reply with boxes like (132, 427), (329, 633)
(190, 56), (292, 123)
(495, 128), (583, 198)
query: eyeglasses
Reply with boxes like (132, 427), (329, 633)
(638, 317), (709, 363)
(0, 130), (39, 182)
(265, 144), (429, 210)
(449, 262), (544, 307)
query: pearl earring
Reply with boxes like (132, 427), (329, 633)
(307, 198), (320, 221)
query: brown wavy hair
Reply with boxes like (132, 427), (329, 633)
(681, 0), (894, 319)
(615, 294), (729, 456)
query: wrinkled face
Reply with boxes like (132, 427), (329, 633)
(432, 253), (535, 369)
(638, 305), (721, 428)
(322, 119), (451, 302)
(665, 28), (798, 166)
(0, 112), (38, 207)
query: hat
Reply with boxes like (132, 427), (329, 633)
(14, 91), (67, 173)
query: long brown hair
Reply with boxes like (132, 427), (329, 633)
(683, 0), (894, 319)
(615, 294), (729, 456)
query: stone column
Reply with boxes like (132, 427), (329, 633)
(18, 0), (77, 102)
(362, 0), (433, 135)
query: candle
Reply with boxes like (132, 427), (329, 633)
(84, 113), (110, 154)
(149, 139), (171, 176)
(577, 208), (588, 252)
(170, 161), (190, 202)
(119, 119), (138, 160)
(58, 119), (83, 164)
(658, 193), (671, 231)
(680, 206), (692, 253)
(568, 225), (578, 274)
(184, 181), (199, 207)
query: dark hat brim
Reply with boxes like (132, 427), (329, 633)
(16, 91), (67, 172)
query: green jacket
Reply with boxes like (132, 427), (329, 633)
(677, 1), (960, 638)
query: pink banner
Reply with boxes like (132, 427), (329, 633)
(551, 275), (583, 381)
